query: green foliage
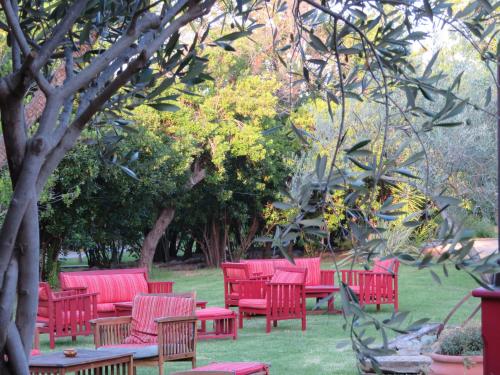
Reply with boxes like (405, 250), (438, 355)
(438, 326), (483, 356)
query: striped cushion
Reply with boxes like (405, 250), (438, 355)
(238, 298), (267, 309)
(373, 259), (396, 274)
(124, 295), (195, 344)
(295, 258), (320, 286)
(271, 269), (305, 283)
(60, 274), (148, 304)
(193, 362), (269, 374)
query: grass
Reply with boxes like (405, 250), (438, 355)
(41, 262), (481, 374)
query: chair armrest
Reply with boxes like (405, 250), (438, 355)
(90, 316), (132, 347)
(320, 270), (335, 285)
(157, 316), (197, 359)
(155, 315), (198, 324)
(148, 281), (175, 293)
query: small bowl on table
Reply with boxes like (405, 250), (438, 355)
(63, 348), (77, 358)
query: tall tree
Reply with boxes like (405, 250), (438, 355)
(0, 0), (252, 371)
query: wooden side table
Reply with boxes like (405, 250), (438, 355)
(29, 349), (133, 374)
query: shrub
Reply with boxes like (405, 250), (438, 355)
(438, 326), (483, 356)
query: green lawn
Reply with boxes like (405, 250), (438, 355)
(41, 263), (480, 374)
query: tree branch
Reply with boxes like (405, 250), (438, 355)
(0, 0), (30, 55)
(30, 0), (90, 72)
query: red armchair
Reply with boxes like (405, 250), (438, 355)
(37, 282), (97, 348)
(222, 263), (251, 308)
(238, 267), (307, 333)
(92, 293), (197, 375)
(339, 258), (400, 311)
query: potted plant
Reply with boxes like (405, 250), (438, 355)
(429, 325), (483, 375)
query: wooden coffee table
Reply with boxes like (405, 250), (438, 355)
(29, 348), (133, 374)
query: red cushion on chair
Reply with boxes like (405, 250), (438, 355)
(271, 269), (305, 283)
(305, 285), (336, 293)
(30, 349), (41, 357)
(193, 362), (268, 374)
(373, 259), (397, 274)
(295, 258), (321, 286)
(238, 298), (267, 309)
(97, 303), (118, 313)
(124, 294), (195, 344)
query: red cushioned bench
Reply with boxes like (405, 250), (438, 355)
(59, 268), (174, 317)
(196, 307), (237, 340)
(171, 362), (270, 374)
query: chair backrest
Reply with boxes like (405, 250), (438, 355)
(221, 263), (250, 281)
(59, 268), (149, 304)
(373, 258), (399, 275)
(271, 267), (307, 284)
(240, 259), (277, 276)
(124, 294), (195, 344)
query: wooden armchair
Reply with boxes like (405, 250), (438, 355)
(339, 258), (400, 311)
(37, 282), (97, 348)
(238, 267), (307, 333)
(91, 294), (197, 375)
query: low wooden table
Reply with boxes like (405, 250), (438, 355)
(29, 349), (133, 374)
(305, 285), (341, 314)
(195, 307), (238, 340)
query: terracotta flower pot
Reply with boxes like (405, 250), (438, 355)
(429, 353), (483, 375)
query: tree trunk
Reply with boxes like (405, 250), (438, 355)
(139, 207), (176, 269)
(139, 160), (206, 269)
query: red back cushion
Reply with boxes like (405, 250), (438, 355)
(223, 264), (249, 280)
(373, 259), (398, 274)
(242, 260), (276, 276)
(271, 268), (306, 283)
(124, 295), (195, 344)
(295, 258), (321, 286)
(60, 273), (148, 303)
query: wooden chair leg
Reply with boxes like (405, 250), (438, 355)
(266, 317), (271, 333)
(273, 320), (277, 327)
(302, 316), (306, 331)
(239, 312), (243, 329)
(49, 332), (55, 349)
(376, 304), (380, 311)
(191, 356), (196, 368)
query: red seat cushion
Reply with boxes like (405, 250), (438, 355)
(238, 298), (267, 309)
(123, 294), (195, 344)
(348, 286), (360, 294)
(30, 349), (41, 357)
(97, 303), (118, 313)
(305, 285), (336, 293)
(193, 362), (268, 375)
(196, 307), (234, 318)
